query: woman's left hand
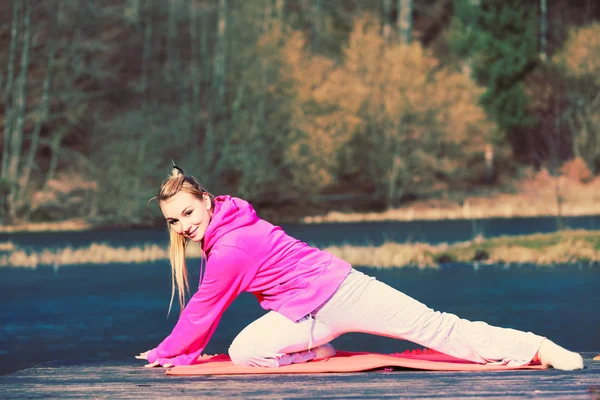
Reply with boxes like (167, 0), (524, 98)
(136, 350), (173, 368)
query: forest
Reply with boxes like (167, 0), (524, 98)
(0, 0), (599, 225)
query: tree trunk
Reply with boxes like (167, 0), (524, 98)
(128, 0), (153, 220)
(553, 97), (563, 231)
(484, 143), (494, 183)
(19, 3), (59, 205)
(125, 0), (140, 23)
(276, 0), (285, 20)
(205, 0), (228, 182)
(312, 0), (322, 51)
(386, 154), (402, 207)
(212, 0), (227, 112)
(44, 127), (69, 186)
(540, 0), (547, 61)
(166, 0), (178, 85)
(189, 1), (201, 135)
(6, 0), (32, 222)
(141, 0), (152, 108)
(263, 0), (273, 32)
(200, 10), (210, 88)
(1, 0), (21, 182)
(381, 0), (392, 43)
(71, 0), (84, 78)
(42, 1), (82, 192)
(397, 0), (413, 44)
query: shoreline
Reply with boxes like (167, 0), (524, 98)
(2, 175), (600, 232)
(2, 203), (600, 234)
(302, 206), (600, 224)
(2, 230), (598, 269)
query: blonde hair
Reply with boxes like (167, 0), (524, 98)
(154, 166), (214, 315)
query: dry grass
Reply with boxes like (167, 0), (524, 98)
(0, 241), (16, 251)
(436, 230), (600, 266)
(2, 230), (598, 269)
(325, 242), (441, 269)
(0, 219), (92, 233)
(327, 230), (600, 268)
(304, 174), (600, 223)
(0, 242), (205, 269)
(2, 172), (599, 231)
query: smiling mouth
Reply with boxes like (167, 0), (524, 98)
(188, 227), (198, 238)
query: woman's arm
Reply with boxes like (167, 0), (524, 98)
(146, 245), (251, 366)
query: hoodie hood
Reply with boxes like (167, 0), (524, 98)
(202, 196), (260, 252)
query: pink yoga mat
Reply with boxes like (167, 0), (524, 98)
(167, 348), (546, 375)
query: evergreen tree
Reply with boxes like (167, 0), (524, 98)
(450, 0), (538, 146)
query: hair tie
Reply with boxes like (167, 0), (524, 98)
(170, 158), (184, 176)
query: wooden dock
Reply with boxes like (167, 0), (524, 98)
(1, 353), (599, 399)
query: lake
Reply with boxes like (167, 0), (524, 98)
(1, 216), (599, 376)
(3, 214), (600, 249)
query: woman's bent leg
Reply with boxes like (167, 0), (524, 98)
(228, 311), (337, 367)
(315, 269), (546, 366)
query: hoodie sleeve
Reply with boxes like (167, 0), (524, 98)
(147, 245), (251, 366)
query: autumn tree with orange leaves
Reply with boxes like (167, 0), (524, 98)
(333, 17), (494, 207)
(553, 23), (600, 173)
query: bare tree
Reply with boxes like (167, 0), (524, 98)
(189, 0), (201, 137)
(312, 0), (322, 51)
(275, 0), (285, 20)
(124, 0), (141, 23)
(397, 0), (413, 44)
(141, 0), (153, 108)
(1, 0), (20, 183)
(5, 0), (32, 222)
(166, 0), (179, 86)
(540, 0), (547, 61)
(382, 0), (392, 42)
(19, 2), (60, 203)
(212, 0), (227, 114)
(202, 0), (228, 186)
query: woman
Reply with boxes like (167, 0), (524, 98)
(136, 166), (584, 370)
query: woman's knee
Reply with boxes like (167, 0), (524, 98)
(228, 335), (253, 366)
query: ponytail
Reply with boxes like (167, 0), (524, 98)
(168, 227), (189, 316)
(151, 161), (214, 316)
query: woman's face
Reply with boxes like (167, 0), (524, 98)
(160, 191), (213, 243)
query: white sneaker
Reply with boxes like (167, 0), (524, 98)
(538, 339), (584, 371)
(313, 343), (336, 360)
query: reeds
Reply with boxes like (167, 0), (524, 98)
(1, 230), (598, 269)
(0, 219), (92, 233)
(0, 242), (204, 268)
(0, 241), (16, 251)
(325, 242), (441, 269)
(303, 176), (600, 223)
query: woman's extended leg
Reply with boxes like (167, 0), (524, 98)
(228, 310), (338, 367)
(314, 269), (583, 370)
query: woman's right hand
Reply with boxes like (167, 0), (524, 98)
(136, 350), (173, 368)
(135, 350), (151, 360)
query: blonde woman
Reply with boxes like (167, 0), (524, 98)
(136, 165), (583, 371)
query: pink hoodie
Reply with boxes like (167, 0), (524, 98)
(146, 196), (351, 365)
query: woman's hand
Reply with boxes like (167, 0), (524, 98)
(135, 350), (173, 368)
(135, 350), (151, 360)
(144, 360), (173, 368)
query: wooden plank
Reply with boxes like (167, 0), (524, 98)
(1, 353), (598, 399)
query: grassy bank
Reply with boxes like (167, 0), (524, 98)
(1, 172), (600, 232)
(327, 230), (600, 268)
(0, 219), (94, 233)
(304, 174), (600, 223)
(1, 230), (598, 269)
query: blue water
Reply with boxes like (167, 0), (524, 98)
(3, 214), (600, 249)
(2, 216), (600, 376)
(1, 262), (599, 376)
